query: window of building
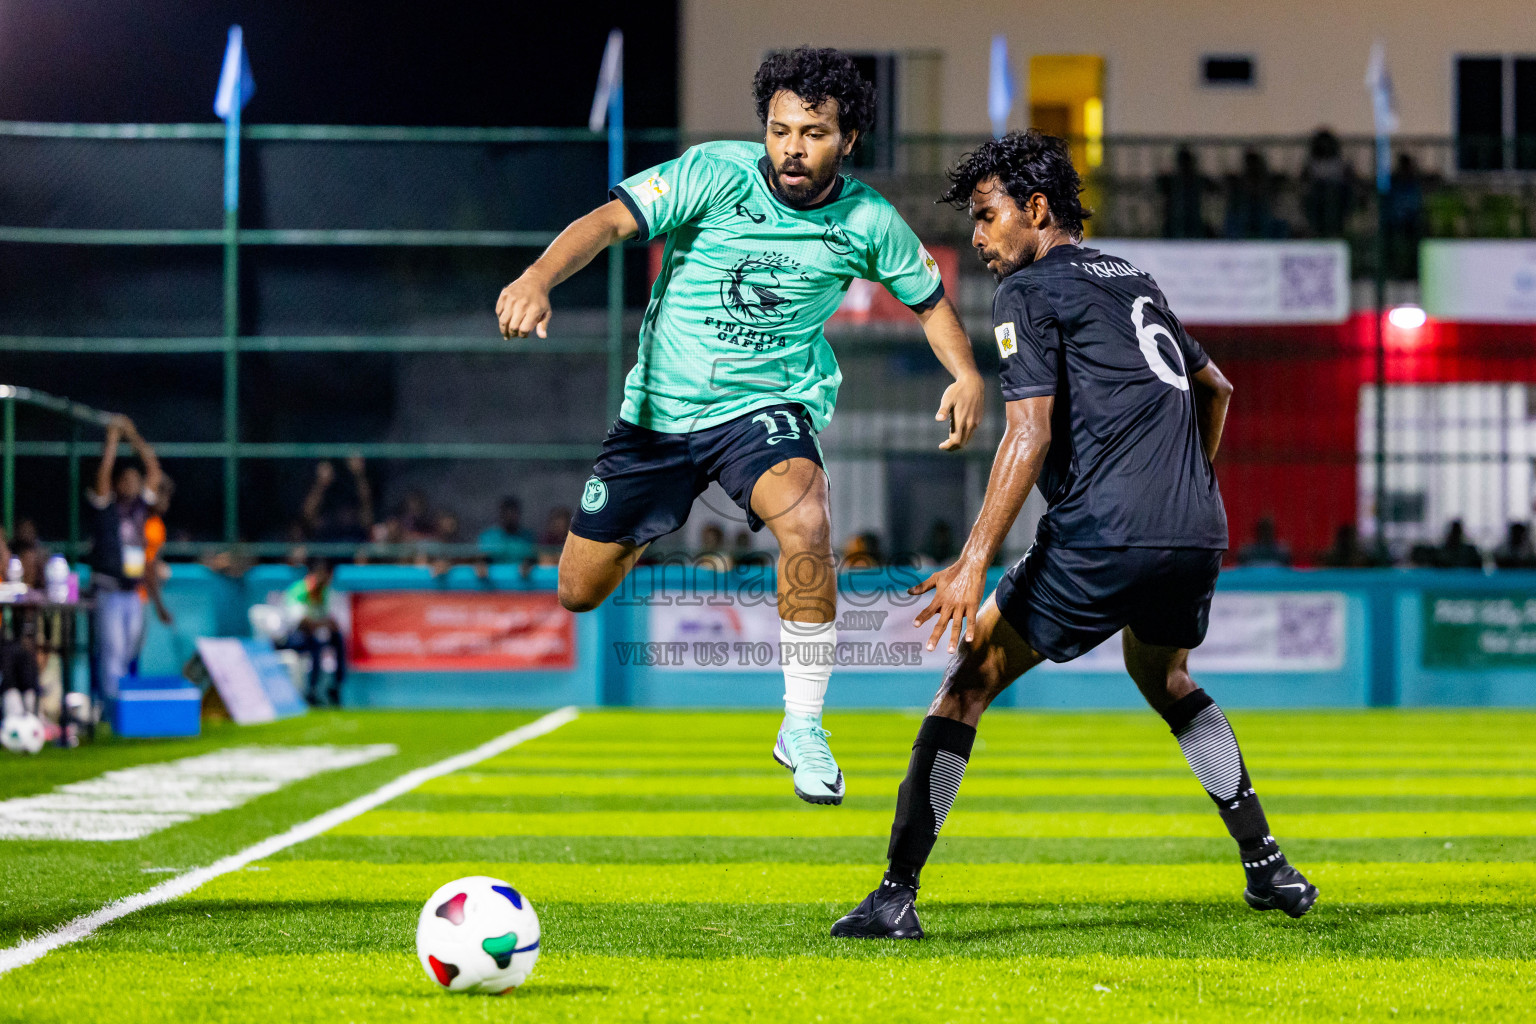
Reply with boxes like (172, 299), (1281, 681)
(1455, 55), (1536, 170)
(1201, 55), (1255, 88)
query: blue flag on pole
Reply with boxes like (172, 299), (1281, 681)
(214, 25), (255, 121)
(1365, 41), (1398, 192)
(988, 35), (1015, 139)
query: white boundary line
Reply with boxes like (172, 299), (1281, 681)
(0, 705), (579, 977)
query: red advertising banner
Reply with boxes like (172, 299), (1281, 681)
(348, 592), (575, 671)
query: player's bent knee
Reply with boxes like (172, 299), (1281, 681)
(556, 580), (604, 614)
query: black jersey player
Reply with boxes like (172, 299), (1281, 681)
(831, 131), (1316, 939)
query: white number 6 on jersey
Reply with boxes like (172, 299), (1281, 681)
(1131, 296), (1189, 391)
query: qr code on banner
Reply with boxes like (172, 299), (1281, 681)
(1278, 253), (1338, 311)
(1276, 598), (1339, 660)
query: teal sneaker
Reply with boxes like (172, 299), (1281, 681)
(773, 713), (845, 805)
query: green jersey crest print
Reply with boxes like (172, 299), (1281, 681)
(611, 141), (943, 434)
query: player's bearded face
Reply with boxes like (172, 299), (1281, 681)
(764, 92), (852, 208)
(970, 182), (1038, 279)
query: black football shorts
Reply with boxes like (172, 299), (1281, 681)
(994, 542), (1224, 662)
(570, 402), (824, 546)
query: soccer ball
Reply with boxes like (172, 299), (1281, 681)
(415, 876), (540, 994)
(0, 714), (45, 755)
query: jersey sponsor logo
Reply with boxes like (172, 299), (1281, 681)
(635, 174), (669, 205)
(734, 203), (767, 224)
(719, 252), (800, 327)
(1130, 296), (1190, 391)
(820, 218), (855, 255)
(994, 321), (1018, 359)
(580, 477), (609, 513)
(919, 246), (940, 279)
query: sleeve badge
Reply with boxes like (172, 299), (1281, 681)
(994, 321), (1018, 359)
(636, 174), (669, 205)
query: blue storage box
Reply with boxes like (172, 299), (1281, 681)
(111, 675), (203, 738)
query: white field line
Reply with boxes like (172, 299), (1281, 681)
(0, 705), (579, 978)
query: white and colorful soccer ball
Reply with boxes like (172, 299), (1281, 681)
(0, 714), (44, 755)
(415, 875), (540, 994)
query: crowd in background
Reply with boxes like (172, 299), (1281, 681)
(1236, 515), (1536, 571)
(1157, 127), (1427, 276)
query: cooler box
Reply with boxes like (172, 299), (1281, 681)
(111, 675), (203, 738)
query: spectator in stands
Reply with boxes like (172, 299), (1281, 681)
(0, 519), (48, 589)
(434, 511), (462, 543)
(536, 507), (573, 566)
(921, 519), (957, 566)
(1236, 516), (1292, 567)
(88, 415), (163, 699)
(842, 531), (885, 569)
(1384, 153), (1427, 279)
(478, 496), (536, 563)
(396, 489), (437, 542)
(1411, 519), (1483, 569)
(1223, 148), (1287, 239)
(1492, 522), (1536, 569)
(1158, 145), (1214, 238)
(1319, 523), (1380, 568)
(278, 557), (346, 707)
(731, 529), (772, 569)
(697, 523), (730, 571)
(1301, 128), (1355, 237)
(301, 456), (374, 542)
(128, 479), (174, 677)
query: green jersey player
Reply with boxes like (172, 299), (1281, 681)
(496, 47), (984, 804)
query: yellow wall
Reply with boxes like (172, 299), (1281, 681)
(680, 0), (1520, 136)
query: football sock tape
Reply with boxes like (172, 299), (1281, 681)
(1162, 688), (1276, 853)
(885, 715), (976, 888)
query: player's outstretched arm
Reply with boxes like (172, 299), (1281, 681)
(911, 396), (1053, 652)
(914, 297), (985, 450)
(496, 199), (640, 339)
(1192, 360), (1234, 463)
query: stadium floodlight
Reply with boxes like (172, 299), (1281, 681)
(1387, 304), (1427, 330)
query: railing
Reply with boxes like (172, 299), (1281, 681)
(3, 122), (1535, 556)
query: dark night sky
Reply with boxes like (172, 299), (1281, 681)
(0, 1), (678, 126)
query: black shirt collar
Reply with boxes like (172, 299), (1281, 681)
(757, 155), (847, 211)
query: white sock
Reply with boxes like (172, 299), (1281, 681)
(781, 619), (835, 718)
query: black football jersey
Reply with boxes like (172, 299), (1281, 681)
(992, 243), (1228, 550)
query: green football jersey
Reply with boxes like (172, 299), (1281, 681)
(611, 140), (943, 433)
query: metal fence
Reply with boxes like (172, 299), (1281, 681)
(2, 121), (1535, 562)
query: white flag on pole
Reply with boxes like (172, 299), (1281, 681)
(589, 30), (624, 132)
(1365, 41), (1398, 136)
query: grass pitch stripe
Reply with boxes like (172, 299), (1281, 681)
(200, 859), (1536, 906)
(335, 808), (1536, 839)
(0, 706), (578, 978)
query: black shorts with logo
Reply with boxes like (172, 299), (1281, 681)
(993, 542), (1224, 662)
(570, 402), (824, 546)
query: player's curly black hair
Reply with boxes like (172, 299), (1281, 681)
(939, 130), (1092, 238)
(752, 47), (877, 146)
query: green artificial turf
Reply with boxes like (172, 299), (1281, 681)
(1, 708), (1534, 1022)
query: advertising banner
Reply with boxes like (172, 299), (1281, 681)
(1048, 591), (1348, 674)
(1420, 240), (1536, 323)
(1422, 592), (1536, 668)
(192, 637), (307, 723)
(1088, 239), (1350, 324)
(643, 590), (1347, 674)
(349, 592), (575, 671)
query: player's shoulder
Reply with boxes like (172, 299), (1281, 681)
(833, 175), (904, 225)
(678, 140), (763, 178)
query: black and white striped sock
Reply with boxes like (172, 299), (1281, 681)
(884, 715), (976, 888)
(1162, 689), (1281, 870)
